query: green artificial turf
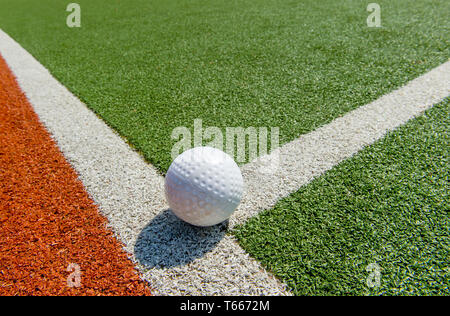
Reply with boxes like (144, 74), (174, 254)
(234, 99), (450, 295)
(0, 0), (449, 172)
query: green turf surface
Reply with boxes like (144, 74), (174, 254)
(0, 0), (448, 172)
(234, 99), (450, 295)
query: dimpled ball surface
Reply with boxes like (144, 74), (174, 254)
(165, 147), (244, 226)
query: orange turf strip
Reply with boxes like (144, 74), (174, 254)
(0, 55), (151, 295)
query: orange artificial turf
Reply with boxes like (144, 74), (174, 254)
(0, 54), (151, 295)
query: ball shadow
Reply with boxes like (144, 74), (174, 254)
(134, 209), (228, 268)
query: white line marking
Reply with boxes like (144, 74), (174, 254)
(233, 61), (450, 227)
(0, 29), (290, 295)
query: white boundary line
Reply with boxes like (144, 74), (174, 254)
(0, 30), (289, 295)
(1, 28), (448, 295)
(234, 60), (450, 227)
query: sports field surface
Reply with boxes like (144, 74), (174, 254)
(235, 99), (449, 295)
(0, 0), (448, 171)
(0, 0), (449, 296)
(0, 54), (151, 295)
